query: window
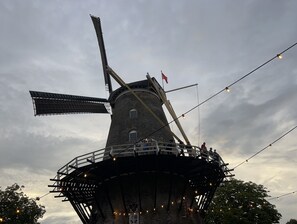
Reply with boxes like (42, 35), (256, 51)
(129, 130), (137, 142)
(129, 109), (138, 119)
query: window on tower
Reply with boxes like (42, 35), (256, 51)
(129, 109), (138, 119)
(129, 130), (137, 142)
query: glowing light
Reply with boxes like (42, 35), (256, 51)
(161, 205), (164, 208)
(146, 210), (149, 213)
(84, 173), (87, 178)
(0, 217), (3, 222)
(171, 201), (174, 205)
(225, 87), (230, 92)
(277, 54), (283, 59)
(113, 157), (116, 161)
(16, 209), (20, 213)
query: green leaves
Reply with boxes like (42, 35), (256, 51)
(0, 184), (45, 224)
(204, 179), (282, 224)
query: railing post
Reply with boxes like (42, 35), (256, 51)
(156, 141), (160, 155)
(92, 152), (95, 163)
(175, 144), (179, 156)
(133, 144), (137, 157)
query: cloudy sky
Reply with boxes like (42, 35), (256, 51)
(0, 1), (296, 223)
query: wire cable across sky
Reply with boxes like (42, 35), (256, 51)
(233, 124), (297, 169)
(268, 190), (297, 201)
(140, 42), (297, 144)
(115, 42), (297, 156)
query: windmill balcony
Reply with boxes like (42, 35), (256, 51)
(53, 141), (226, 180)
(49, 141), (231, 224)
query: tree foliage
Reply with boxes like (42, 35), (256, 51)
(0, 183), (45, 224)
(286, 219), (297, 224)
(204, 179), (282, 224)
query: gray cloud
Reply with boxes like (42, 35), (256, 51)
(1, 0), (297, 223)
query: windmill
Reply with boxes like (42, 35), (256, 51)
(30, 15), (231, 224)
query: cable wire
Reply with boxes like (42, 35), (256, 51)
(233, 125), (297, 169)
(36, 192), (50, 201)
(114, 42), (297, 156)
(196, 84), (201, 146)
(268, 190), (297, 201)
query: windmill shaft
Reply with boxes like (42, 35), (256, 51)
(147, 75), (191, 145)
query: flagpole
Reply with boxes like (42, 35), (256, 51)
(161, 70), (164, 90)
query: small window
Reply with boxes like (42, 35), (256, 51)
(129, 130), (137, 142)
(129, 109), (138, 119)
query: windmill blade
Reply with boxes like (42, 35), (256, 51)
(90, 15), (112, 94)
(30, 91), (109, 116)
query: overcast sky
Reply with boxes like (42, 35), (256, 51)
(0, 1), (296, 223)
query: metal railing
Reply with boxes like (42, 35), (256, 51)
(54, 141), (226, 182)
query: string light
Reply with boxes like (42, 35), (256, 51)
(111, 206), (201, 217)
(233, 124), (297, 169)
(225, 87), (230, 92)
(268, 190), (297, 201)
(114, 42), (297, 157)
(277, 53), (283, 59)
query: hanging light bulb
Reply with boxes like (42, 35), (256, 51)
(225, 87), (230, 92)
(277, 54), (283, 59)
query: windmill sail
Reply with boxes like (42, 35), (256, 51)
(90, 15), (112, 94)
(30, 91), (109, 116)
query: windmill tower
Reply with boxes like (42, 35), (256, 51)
(30, 15), (231, 224)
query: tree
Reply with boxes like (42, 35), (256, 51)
(204, 178), (281, 224)
(0, 183), (45, 224)
(286, 219), (297, 224)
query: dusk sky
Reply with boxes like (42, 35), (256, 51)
(0, 1), (297, 223)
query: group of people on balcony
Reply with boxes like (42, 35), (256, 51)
(135, 139), (220, 163)
(200, 142), (220, 162)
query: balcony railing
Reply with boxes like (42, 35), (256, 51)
(54, 141), (227, 182)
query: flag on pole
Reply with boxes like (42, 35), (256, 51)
(161, 71), (168, 84)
